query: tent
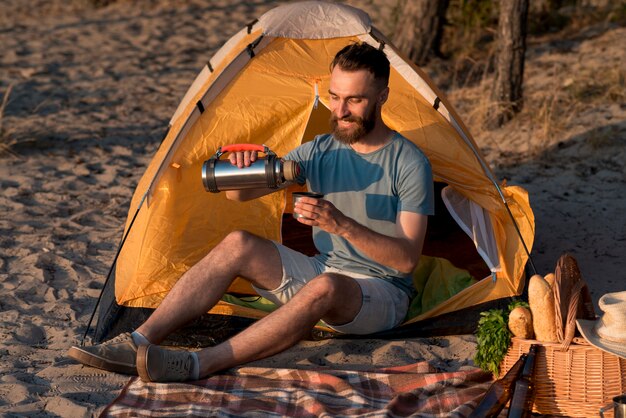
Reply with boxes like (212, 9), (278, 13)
(91, 1), (535, 345)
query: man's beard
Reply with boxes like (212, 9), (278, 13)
(330, 107), (376, 145)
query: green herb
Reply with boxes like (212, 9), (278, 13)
(474, 299), (530, 377)
(508, 300), (529, 311)
(474, 308), (511, 378)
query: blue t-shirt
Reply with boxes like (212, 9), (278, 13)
(285, 133), (434, 297)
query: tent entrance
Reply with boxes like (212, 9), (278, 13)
(301, 98), (332, 145)
(424, 182), (491, 281)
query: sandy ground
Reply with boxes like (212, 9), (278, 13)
(0, 0), (624, 416)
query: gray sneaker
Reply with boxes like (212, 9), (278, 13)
(137, 344), (197, 382)
(67, 332), (138, 375)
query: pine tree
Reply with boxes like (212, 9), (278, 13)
(392, 0), (450, 66)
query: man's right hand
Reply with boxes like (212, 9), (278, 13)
(225, 150), (284, 202)
(228, 150), (258, 168)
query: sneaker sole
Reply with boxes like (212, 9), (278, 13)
(136, 344), (153, 382)
(67, 346), (137, 376)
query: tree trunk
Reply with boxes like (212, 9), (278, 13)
(490, 0), (529, 127)
(392, 0), (450, 66)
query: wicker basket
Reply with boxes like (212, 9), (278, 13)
(501, 336), (626, 417)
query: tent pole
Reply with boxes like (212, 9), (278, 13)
(80, 192), (147, 346)
(447, 116), (538, 276)
(481, 166), (538, 277)
(502, 196), (537, 275)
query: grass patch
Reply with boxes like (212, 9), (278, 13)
(588, 125), (624, 150)
(564, 68), (625, 102)
(0, 84), (18, 158)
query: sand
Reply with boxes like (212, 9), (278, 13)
(0, 0), (624, 416)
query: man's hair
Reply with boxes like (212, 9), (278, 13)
(330, 42), (390, 88)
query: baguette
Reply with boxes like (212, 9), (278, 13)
(528, 274), (559, 342)
(544, 273), (555, 288)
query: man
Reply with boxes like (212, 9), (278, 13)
(68, 42), (434, 383)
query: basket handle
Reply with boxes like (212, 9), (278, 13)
(553, 254), (596, 351)
(559, 280), (584, 351)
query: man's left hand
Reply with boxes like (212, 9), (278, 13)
(293, 197), (350, 235)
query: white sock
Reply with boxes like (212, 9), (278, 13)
(131, 331), (151, 346)
(190, 352), (200, 380)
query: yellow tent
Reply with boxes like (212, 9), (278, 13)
(92, 1), (534, 343)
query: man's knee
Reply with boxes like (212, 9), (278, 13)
(304, 274), (362, 324)
(220, 230), (262, 255)
(306, 274), (345, 301)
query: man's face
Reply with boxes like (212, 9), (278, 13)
(328, 67), (386, 144)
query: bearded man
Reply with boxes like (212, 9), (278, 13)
(68, 42), (434, 382)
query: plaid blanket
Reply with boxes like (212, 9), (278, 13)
(102, 361), (492, 417)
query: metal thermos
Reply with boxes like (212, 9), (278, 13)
(202, 144), (299, 193)
(600, 394), (626, 418)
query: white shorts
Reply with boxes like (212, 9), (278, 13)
(251, 242), (410, 335)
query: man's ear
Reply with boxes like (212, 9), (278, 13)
(378, 87), (389, 105)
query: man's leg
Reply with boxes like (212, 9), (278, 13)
(138, 272), (363, 381)
(135, 230), (284, 344)
(68, 230), (285, 374)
